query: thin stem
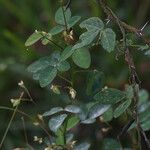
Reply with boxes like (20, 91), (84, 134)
(21, 85), (37, 106)
(21, 117), (35, 150)
(21, 117), (28, 144)
(0, 92), (24, 149)
(58, 74), (73, 86)
(40, 32), (64, 50)
(0, 106), (31, 119)
(61, 1), (68, 31)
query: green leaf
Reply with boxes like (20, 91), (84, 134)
(138, 89), (149, 105)
(57, 61), (70, 72)
(80, 17), (104, 31)
(72, 17), (104, 50)
(50, 25), (65, 35)
(72, 48), (91, 69)
(55, 7), (71, 25)
(41, 33), (52, 45)
(27, 56), (51, 73)
(81, 118), (96, 124)
(101, 28), (116, 52)
(65, 105), (81, 114)
(88, 104), (110, 119)
(39, 67), (57, 87)
(101, 138), (120, 150)
(60, 46), (74, 61)
(114, 99), (131, 118)
(72, 30), (99, 50)
(66, 115), (80, 130)
(43, 107), (63, 117)
(25, 31), (43, 46)
(102, 107), (113, 122)
(49, 114), (67, 132)
(145, 50), (150, 56)
(94, 88), (125, 104)
(125, 85), (134, 100)
(68, 16), (81, 28)
(56, 128), (65, 145)
(141, 119), (150, 131)
(138, 44), (149, 51)
(86, 70), (105, 96)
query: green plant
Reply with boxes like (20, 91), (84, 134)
(1, 0), (150, 149)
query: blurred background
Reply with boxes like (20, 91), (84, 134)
(0, 0), (150, 149)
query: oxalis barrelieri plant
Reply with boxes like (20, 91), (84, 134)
(1, 0), (150, 150)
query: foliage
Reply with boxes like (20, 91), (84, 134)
(0, 0), (150, 150)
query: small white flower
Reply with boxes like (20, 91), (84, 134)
(10, 99), (21, 107)
(69, 88), (76, 99)
(33, 121), (39, 126)
(18, 80), (24, 87)
(33, 136), (43, 144)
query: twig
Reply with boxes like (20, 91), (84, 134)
(21, 117), (35, 150)
(65, 0), (71, 10)
(58, 74), (73, 86)
(0, 92), (24, 149)
(97, 0), (150, 47)
(0, 106), (31, 119)
(96, 0), (150, 149)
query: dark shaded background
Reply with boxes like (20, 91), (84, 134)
(0, 0), (150, 149)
